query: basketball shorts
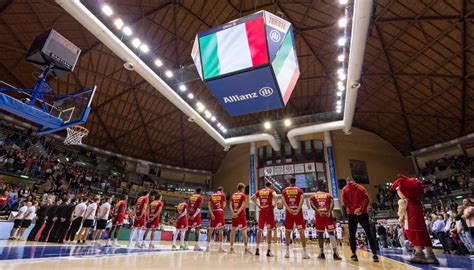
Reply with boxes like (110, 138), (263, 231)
(13, 219), (22, 228)
(315, 214), (335, 232)
(96, 219), (107, 230)
(258, 210), (275, 230)
(210, 210), (225, 228)
(189, 212), (202, 228)
(112, 215), (125, 226)
(83, 219), (95, 228)
(176, 217), (188, 230)
(146, 217), (160, 229)
(231, 213), (247, 229)
(133, 215), (146, 228)
(20, 219), (32, 228)
(285, 211), (305, 230)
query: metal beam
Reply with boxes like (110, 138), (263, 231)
(375, 24), (414, 150)
(376, 15), (474, 24)
(460, 0), (468, 136)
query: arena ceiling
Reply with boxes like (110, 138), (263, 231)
(0, 0), (473, 172)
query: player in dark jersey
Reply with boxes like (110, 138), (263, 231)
(310, 190), (342, 260)
(206, 186), (226, 252)
(229, 183), (250, 254)
(128, 191), (149, 248)
(281, 177), (310, 259)
(142, 193), (163, 249)
(251, 181), (277, 257)
(186, 188), (204, 251)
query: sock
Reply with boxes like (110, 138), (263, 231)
(180, 230), (185, 246)
(206, 241), (210, 248)
(303, 246), (307, 253)
(136, 229), (144, 245)
(219, 241), (223, 248)
(129, 228), (137, 245)
(329, 235), (337, 250)
(173, 230), (179, 245)
(114, 238), (118, 245)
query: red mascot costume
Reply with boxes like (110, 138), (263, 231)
(391, 174), (439, 264)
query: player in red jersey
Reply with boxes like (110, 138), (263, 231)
(173, 200), (188, 250)
(106, 195), (128, 247)
(310, 190), (342, 260)
(251, 181), (277, 257)
(206, 186), (226, 252)
(282, 178), (310, 259)
(229, 183), (251, 254)
(128, 191), (149, 248)
(142, 193), (163, 249)
(185, 188), (204, 251)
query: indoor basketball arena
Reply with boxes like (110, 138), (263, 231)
(0, 0), (473, 269)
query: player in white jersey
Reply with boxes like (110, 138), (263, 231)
(336, 224), (343, 246)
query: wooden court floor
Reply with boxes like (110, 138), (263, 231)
(0, 241), (419, 270)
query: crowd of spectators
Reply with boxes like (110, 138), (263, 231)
(421, 155), (473, 176)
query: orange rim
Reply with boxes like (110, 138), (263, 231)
(68, 125), (89, 136)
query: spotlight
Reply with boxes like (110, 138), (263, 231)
(210, 116), (216, 122)
(131, 38), (141, 48)
(336, 91), (343, 97)
(338, 17), (348, 28)
(336, 105), (342, 110)
(179, 85), (187, 91)
(339, 0), (348, 5)
(102, 5), (113, 16)
(140, 44), (149, 53)
(122, 26), (133, 36)
(284, 119), (292, 127)
(222, 129), (227, 133)
(338, 73), (346, 81)
(338, 84), (345, 91)
(204, 110), (211, 119)
(337, 100), (342, 105)
(196, 102), (205, 112)
(336, 109), (342, 113)
(114, 19), (124, 29)
(165, 70), (173, 78)
(337, 37), (346, 46)
(337, 81), (344, 88)
(154, 59), (163, 67)
(187, 93), (194, 99)
(263, 121), (271, 129)
(337, 54), (345, 62)
(217, 123), (222, 128)
(337, 68), (344, 75)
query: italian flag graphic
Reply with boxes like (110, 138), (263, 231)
(272, 30), (299, 105)
(200, 17), (268, 79)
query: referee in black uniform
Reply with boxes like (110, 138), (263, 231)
(39, 199), (60, 242)
(27, 199), (51, 241)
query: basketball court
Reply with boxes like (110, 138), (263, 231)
(0, 0), (473, 270)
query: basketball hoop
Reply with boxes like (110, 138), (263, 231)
(64, 125), (89, 145)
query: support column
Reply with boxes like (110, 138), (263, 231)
(411, 155), (420, 176)
(249, 142), (257, 212)
(324, 131), (341, 209)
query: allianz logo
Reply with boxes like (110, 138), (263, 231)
(223, 87), (273, 103)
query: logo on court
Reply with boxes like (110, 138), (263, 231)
(259, 87), (273, 97)
(269, 30), (281, 42)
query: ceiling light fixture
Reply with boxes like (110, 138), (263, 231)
(196, 102), (205, 112)
(337, 37), (346, 46)
(336, 91), (343, 97)
(154, 59), (163, 67)
(284, 119), (292, 127)
(187, 93), (194, 99)
(165, 70), (173, 78)
(337, 54), (345, 62)
(131, 38), (141, 48)
(122, 26), (132, 36)
(179, 85), (187, 91)
(101, 5), (113, 16)
(338, 17), (348, 28)
(114, 18), (124, 29)
(139, 44), (149, 53)
(264, 121), (271, 130)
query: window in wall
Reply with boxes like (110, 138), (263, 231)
(314, 140), (324, 161)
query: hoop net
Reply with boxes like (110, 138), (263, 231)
(64, 125), (89, 145)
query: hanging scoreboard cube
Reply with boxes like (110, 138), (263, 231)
(191, 11), (300, 116)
